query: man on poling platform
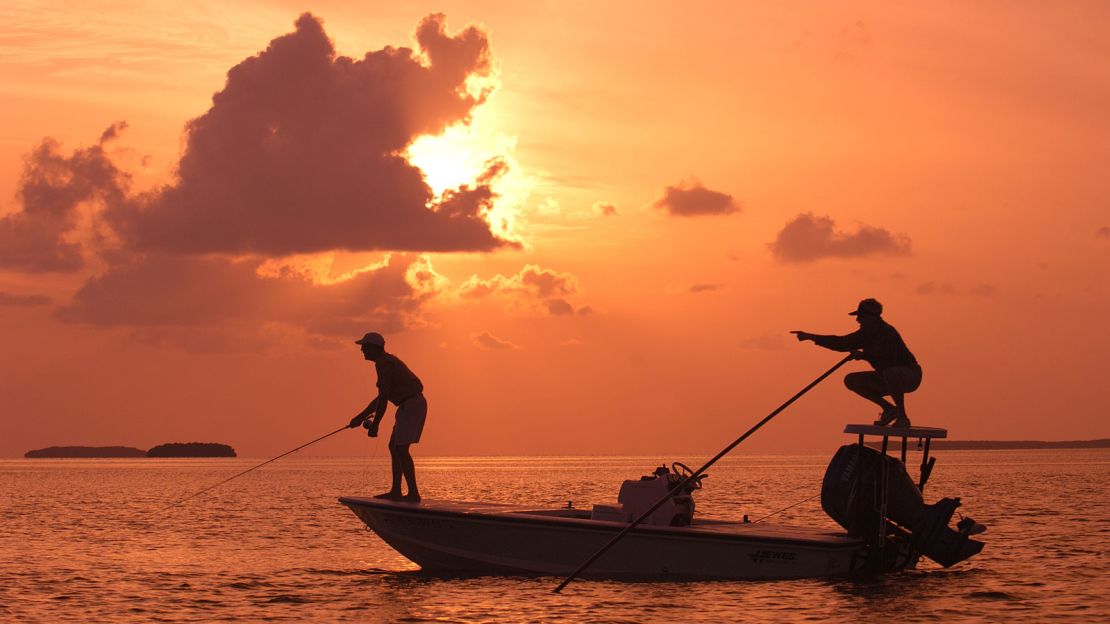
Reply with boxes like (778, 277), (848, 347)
(791, 298), (922, 427)
(348, 332), (427, 502)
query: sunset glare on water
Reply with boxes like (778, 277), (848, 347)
(1, 1), (1108, 622)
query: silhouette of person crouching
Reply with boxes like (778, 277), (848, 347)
(792, 298), (922, 427)
(348, 332), (427, 502)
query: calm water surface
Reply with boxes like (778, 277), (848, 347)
(2, 449), (1107, 622)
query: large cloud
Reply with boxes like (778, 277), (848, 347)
(0, 125), (129, 273)
(653, 180), (738, 217)
(104, 13), (513, 256)
(0, 14), (528, 348)
(769, 213), (911, 262)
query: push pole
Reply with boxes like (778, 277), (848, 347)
(162, 424), (350, 510)
(553, 353), (856, 593)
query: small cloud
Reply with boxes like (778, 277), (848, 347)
(1097, 226), (1110, 240)
(0, 291), (52, 307)
(740, 333), (786, 351)
(834, 21), (872, 62)
(594, 202), (619, 217)
(915, 281), (995, 297)
(688, 283), (723, 293)
(769, 213), (911, 263)
(653, 179), (738, 217)
(545, 298), (574, 315)
(471, 331), (518, 350)
(577, 305), (594, 316)
(459, 264), (588, 316)
(559, 338), (585, 347)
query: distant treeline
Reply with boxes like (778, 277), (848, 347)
(24, 443), (237, 458)
(866, 439), (1110, 450)
(147, 443), (236, 457)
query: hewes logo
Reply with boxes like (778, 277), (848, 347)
(748, 549), (797, 564)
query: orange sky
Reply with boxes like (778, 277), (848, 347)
(1, 1), (1108, 458)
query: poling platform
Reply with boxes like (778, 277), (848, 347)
(844, 423), (946, 468)
(844, 424), (947, 438)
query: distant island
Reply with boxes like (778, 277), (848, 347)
(24, 446), (147, 458)
(866, 439), (1110, 450)
(146, 442), (236, 457)
(24, 442), (237, 458)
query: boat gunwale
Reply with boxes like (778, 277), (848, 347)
(338, 496), (863, 550)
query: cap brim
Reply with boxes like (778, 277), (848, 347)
(848, 311), (859, 316)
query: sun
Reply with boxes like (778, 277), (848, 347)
(406, 124), (486, 197)
(404, 105), (532, 243)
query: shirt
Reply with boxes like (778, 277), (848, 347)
(375, 352), (424, 406)
(811, 319), (919, 372)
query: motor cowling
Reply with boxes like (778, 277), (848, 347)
(591, 465), (697, 526)
(821, 443), (984, 568)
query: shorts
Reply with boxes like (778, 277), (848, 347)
(390, 394), (427, 445)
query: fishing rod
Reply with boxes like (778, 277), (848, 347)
(553, 352), (856, 593)
(162, 423), (350, 510)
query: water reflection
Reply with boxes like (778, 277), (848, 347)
(1, 451), (1107, 621)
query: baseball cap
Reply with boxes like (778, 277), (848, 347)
(354, 332), (385, 347)
(848, 298), (883, 316)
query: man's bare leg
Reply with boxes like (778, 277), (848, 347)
(397, 443), (420, 501)
(375, 445), (404, 499)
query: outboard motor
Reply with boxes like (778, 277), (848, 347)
(821, 443), (984, 568)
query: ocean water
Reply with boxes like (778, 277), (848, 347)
(1, 448), (1107, 622)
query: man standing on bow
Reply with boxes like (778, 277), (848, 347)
(348, 332), (427, 501)
(791, 298), (922, 427)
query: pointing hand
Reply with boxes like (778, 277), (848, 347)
(790, 331), (811, 342)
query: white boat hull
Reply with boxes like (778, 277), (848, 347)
(339, 497), (869, 580)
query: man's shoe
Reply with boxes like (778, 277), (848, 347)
(400, 493), (421, 503)
(374, 491), (402, 500)
(892, 416), (911, 428)
(873, 410), (898, 426)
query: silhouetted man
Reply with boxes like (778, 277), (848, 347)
(348, 332), (427, 502)
(791, 298), (922, 427)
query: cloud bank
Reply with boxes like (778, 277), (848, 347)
(56, 254), (437, 338)
(769, 213), (911, 262)
(0, 292), (52, 307)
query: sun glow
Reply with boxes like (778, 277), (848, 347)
(405, 105), (533, 244)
